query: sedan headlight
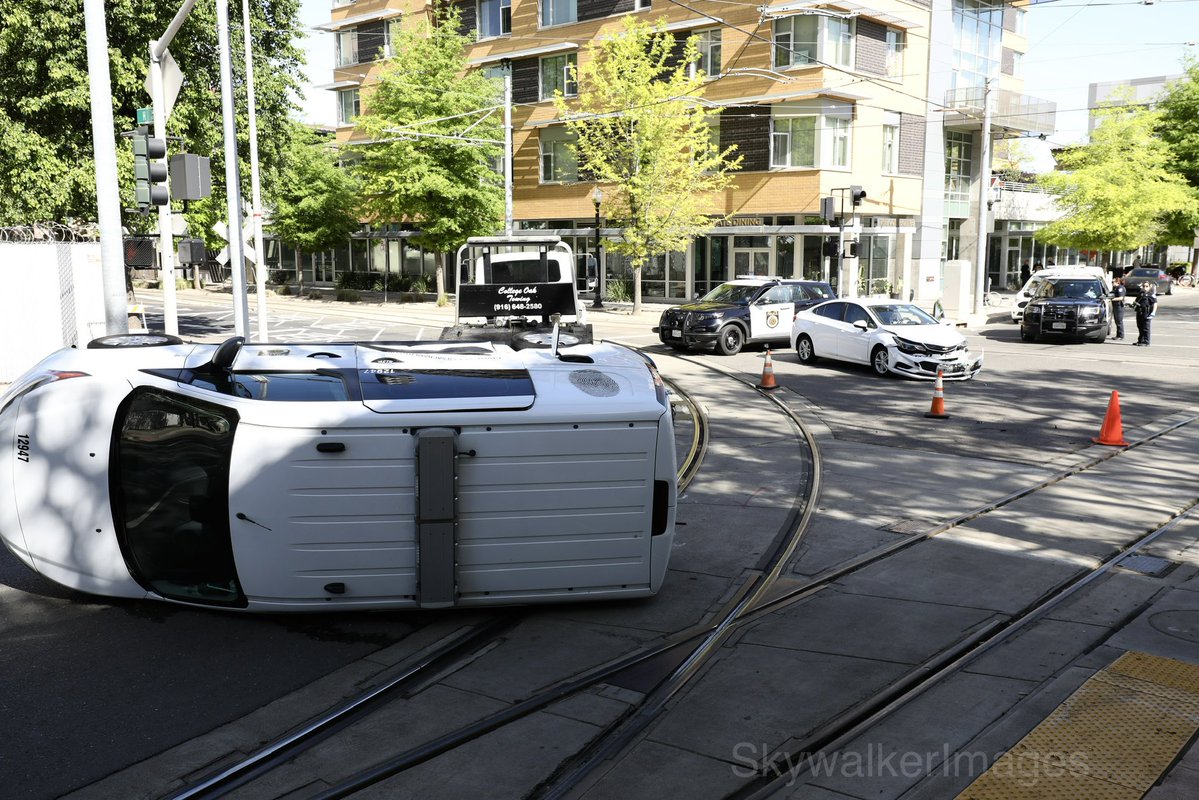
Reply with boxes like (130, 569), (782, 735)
(893, 336), (929, 356)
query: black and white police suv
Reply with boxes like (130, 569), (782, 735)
(654, 278), (835, 356)
(1, 238), (678, 612)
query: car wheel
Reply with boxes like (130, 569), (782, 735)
(870, 345), (891, 377)
(1167, 284), (1173, 296)
(665, 342), (689, 352)
(716, 325), (744, 356)
(1089, 332), (1108, 344)
(1020, 327), (1037, 342)
(87, 333), (184, 349)
(795, 334), (817, 364)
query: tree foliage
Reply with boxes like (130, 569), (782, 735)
(1036, 103), (1198, 251)
(271, 125), (360, 256)
(0, 0), (305, 229)
(352, 3), (504, 303)
(1157, 56), (1199, 188)
(555, 17), (741, 313)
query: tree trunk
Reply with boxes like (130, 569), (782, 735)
(295, 247), (304, 294)
(436, 260), (447, 306)
(633, 265), (642, 314)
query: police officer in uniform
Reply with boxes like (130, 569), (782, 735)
(1110, 273), (1127, 340)
(1134, 282), (1157, 346)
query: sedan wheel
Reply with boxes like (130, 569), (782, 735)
(795, 334), (817, 364)
(87, 333), (184, 349)
(716, 325), (744, 356)
(871, 345), (891, 377)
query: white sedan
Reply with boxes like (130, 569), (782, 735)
(791, 299), (983, 380)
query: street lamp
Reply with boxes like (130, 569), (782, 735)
(591, 185), (605, 309)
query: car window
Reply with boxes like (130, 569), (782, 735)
(799, 284), (835, 301)
(192, 371), (350, 401)
(700, 283), (759, 304)
(1129, 269), (1158, 279)
(870, 304), (938, 326)
(814, 302), (846, 321)
(843, 304), (873, 327)
(1039, 279), (1102, 299)
(763, 285), (792, 303)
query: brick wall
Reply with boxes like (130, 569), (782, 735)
(579, 0), (636, 24)
(456, 0), (476, 37)
(899, 113), (925, 175)
(855, 19), (887, 76)
(512, 58), (541, 104)
(721, 112), (770, 172)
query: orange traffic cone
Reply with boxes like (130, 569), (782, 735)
(1092, 390), (1129, 446)
(924, 370), (950, 419)
(758, 347), (779, 390)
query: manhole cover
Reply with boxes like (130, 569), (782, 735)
(1149, 610), (1199, 644)
(881, 518), (934, 535)
(1117, 554), (1175, 577)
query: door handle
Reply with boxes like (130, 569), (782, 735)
(316, 442), (346, 453)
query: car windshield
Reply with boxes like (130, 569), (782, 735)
(869, 304), (939, 326)
(1128, 269), (1159, 279)
(802, 284), (835, 300)
(699, 283), (760, 304)
(1037, 279), (1102, 300)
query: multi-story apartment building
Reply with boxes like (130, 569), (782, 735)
(310, 0), (1054, 304)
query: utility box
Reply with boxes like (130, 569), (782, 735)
(169, 154), (212, 201)
(942, 259), (974, 320)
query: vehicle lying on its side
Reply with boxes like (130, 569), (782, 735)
(1, 237), (677, 612)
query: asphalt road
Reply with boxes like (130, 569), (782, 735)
(2, 287), (1195, 799)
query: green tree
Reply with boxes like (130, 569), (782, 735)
(555, 17), (741, 313)
(270, 126), (360, 292)
(1036, 103), (1197, 252)
(0, 0), (304, 228)
(352, 3), (504, 305)
(1157, 57), (1199, 271)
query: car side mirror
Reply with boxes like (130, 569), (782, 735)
(853, 320), (868, 331)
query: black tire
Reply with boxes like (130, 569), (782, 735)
(87, 333), (183, 349)
(1167, 284), (1173, 295)
(665, 342), (689, 352)
(1089, 332), (1108, 344)
(795, 334), (817, 364)
(715, 325), (744, 356)
(1020, 327), (1037, 342)
(870, 345), (891, 377)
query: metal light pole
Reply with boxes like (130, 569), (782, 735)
(242, 0), (268, 341)
(83, 0), (129, 335)
(590, 186), (604, 309)
(972, 79), (993, 316)
(216, 0), (250, 338)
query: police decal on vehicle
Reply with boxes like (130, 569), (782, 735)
(766, 310), (780, 329)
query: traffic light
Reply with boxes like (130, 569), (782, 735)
(132, 127), (169, 211)
(850, 185), (867, 206)
(820, 196), (837, 226)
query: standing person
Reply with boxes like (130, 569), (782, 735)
(1019, 259), (1031, 286)
(1134, 282), (1157, 346)
(1110, 274), (1127, 340)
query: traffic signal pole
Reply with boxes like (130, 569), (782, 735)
(216, 0), (251, 338)
(148, 49), (178, 336)
(148, 0), (199, 337)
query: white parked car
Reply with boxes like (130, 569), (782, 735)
(792, 299), (983, 380)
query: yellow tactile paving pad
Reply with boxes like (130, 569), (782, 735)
(957, 652), (1199, 799)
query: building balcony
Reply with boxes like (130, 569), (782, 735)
(943, 87), (1056, 136)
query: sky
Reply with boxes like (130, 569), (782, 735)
(293, 0), (1199, 172)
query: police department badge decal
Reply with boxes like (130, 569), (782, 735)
(766, 310), (780, 328)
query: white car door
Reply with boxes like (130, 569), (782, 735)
(748, 285), (795, 344)
(807, 301), (847, 357)
(836, 303), (877, 363)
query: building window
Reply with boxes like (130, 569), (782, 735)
(479, 0), (511, 39)
(540, 0), (577, 28)
(540, 128), (577, 182)
(885, 29), (904, 78)
(336, 30), (357, 67)
(944, 130), (973, 218)
(773, 15), (853, 69)
(770, 101), (853, 169)
(338, 88), (360, 125)
(1011, 50), (1022, 78)
(882, 112), (900, 173)
(1016, 7), (1027, 35)
(634, 0), (651, 9)
(693, 29), (721, 77)
(952, 0), (1004, 92)
(540, 53), (577, 100)
(773, 16), (818, 68)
